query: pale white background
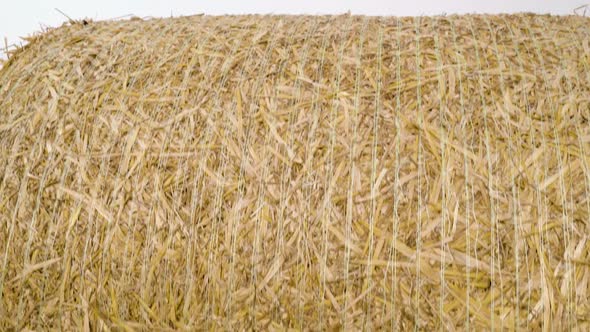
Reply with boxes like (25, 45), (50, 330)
(0, 0), (588, 59)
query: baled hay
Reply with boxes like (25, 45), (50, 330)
(0, 13), (589, 330)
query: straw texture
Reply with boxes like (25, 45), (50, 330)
(1, 13), (589, 330)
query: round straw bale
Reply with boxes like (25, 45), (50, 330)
(0, 13), (589, 330)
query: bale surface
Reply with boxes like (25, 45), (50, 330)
(1, 13), (589, 330)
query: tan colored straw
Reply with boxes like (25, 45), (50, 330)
(0, 13), (589, 330)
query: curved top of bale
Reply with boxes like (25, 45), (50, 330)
(1, 14), (589, 330)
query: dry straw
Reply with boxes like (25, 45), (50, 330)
(0, 13), (589, 330)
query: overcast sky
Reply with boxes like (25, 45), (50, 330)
(1, 0), (587, 58)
